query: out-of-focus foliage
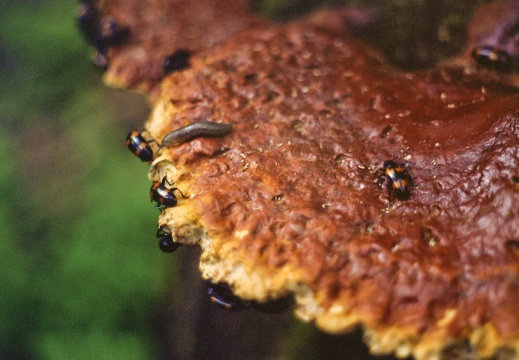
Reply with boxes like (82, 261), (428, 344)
(258, 0), (489, 69)
(0, 1), (177, 359)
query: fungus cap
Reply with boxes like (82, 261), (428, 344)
(144, 22), (519, 359)
(97, 1), (519, 358)
(98, 0), (262, 93)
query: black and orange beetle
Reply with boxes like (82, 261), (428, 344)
(150, 177), (188, 209)
(471, 45), (512, 71)
(97, 17), (130, 48)
(156, 227), (181, 253)
(78, 2), (100, 45)
(125, 129), (155, 162)
(163, 49), (191, 74)
(377, 160), (413, 201)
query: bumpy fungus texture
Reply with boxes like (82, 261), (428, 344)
(97, 0), (519, 358)
(145, 22), (519, 359)
(99, 0), (261, 93)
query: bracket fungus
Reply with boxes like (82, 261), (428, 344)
(88, 0), (519, 358)
(88, 0), (262, 93)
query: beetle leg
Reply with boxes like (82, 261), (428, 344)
(172, 187), (188, 199)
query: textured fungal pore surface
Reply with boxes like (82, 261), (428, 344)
(144, 22), (519, 359)
(96, 0), (519, 358)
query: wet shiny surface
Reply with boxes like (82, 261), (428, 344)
(149, 21), (519, 355)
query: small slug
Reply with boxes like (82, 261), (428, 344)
(161, 121), (233, 147)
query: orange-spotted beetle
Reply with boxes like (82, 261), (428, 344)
(471, 45), (512, 71)
(150, 177), (188, 209)
(125, 129), (155, 162)
(377, 160), (413, 201)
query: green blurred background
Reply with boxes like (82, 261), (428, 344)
(1, 0), (168, 358)
(0, 0), (487, 359)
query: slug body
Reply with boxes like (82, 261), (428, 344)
(161, 121), (233, 148)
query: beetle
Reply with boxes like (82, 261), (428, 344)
(163, 49), (191, 74)
(471, 45), (512, 71)
(78, 2), (100, 45)
(125, 129), (156, 162)
(156, 227), (181, 253)
(97, 17), (130, 48)
(77, 2), (130, 69)
(205, 282), (250, 310)
(377, 160), (413, 201)
(150, 177), (188, 209)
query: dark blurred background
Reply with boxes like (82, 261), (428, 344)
(0, 0), (488, 359)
